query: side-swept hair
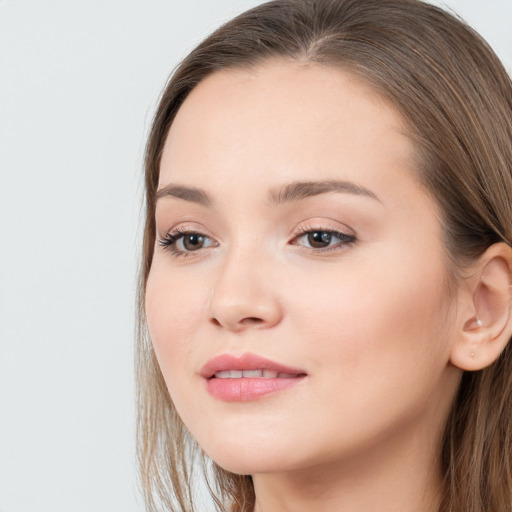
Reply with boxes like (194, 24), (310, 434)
(137, 1), (512, 510)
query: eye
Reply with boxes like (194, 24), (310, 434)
(158, 229), (217, 256)
(292, 228), (356, 251)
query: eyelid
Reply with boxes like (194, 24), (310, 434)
(157, 223), (219, 258)
(290, 220), (356, 240)
(289, 222), (357, 254)
(157, 220), (209, 237)
(156, 219), (356, 258)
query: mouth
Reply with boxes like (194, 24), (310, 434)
(200, 353), (307, 402)
(213, 370), (299, 379)
(200, 352), (306, 379)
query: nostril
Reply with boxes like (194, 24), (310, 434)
(209, 316), (264, 328)
(241, 317), (264, 325)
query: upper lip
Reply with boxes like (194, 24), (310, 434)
(200, 352), (307, 379)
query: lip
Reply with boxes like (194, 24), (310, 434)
(200, 352), (307, 402)
(200, 352), (306, 378)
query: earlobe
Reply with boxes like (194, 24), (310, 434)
(450, 243), (512, 372)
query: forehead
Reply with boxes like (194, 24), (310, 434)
(159, 61), (415, 198)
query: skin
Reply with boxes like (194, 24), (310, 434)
(145, 61), (465, 512)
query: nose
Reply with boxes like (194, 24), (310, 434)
(206, 252), (283, 332)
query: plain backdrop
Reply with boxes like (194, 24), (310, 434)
(0, 1), (511, 511)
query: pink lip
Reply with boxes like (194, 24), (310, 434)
(200, 352), (305, 378)
(200, 353), (307, 402)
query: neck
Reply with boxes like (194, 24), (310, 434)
(252, 420), (445, 512)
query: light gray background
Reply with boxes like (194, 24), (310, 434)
(1, 1), (511, 511)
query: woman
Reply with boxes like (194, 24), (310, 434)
(137, 0), (512, 510)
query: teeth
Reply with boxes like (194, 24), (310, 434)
(215, 370), (242, 378)
(213, 370), (296, 379)
(243, 370), (263, 378)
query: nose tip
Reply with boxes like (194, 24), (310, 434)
(207, 282), (283, 332)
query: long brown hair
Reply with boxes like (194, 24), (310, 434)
(136, 1), (512, 510)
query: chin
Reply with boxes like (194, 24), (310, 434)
(199, 437), (301, 476)
(208, 453), (291, 476)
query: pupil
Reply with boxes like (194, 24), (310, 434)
(184, 234), (204, 251)
(308, 231), (331, 248)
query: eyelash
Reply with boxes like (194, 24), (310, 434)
(158, 226), (356, 258)
(158, 228), (215, 258)
(291, 226), (356, 254)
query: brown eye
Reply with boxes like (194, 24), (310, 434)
(292, 229), (356, 252)
(182, 233), (206, 251)
(307, 231), (333, 248)
(158, 230), (217, 256)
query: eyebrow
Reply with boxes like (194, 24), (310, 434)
(269, 179), (380, 204)
(155, 179), (380, 207)
(155, 184), (213, 207)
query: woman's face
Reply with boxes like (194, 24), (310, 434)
(145, 62), (462, 475)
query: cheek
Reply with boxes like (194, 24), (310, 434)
(145, 261), (206, 377)
(272, 258), (455, 461)
(292, 249), (452, 391)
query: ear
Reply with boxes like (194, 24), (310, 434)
(450, 243), (512, 371)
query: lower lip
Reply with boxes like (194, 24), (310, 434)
(206, 376), (305, 401)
